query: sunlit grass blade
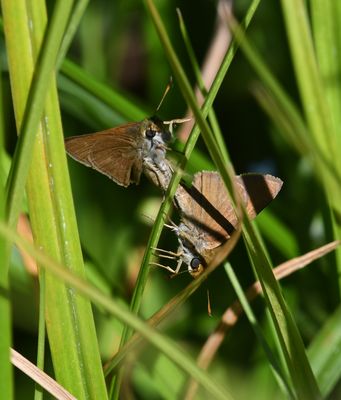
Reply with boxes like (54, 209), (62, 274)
(281, 0), (341, 294)
(0, 39), (12, 399)
(0, 137), (12, 396)
(4, 1), (72, 228)
(2, 1), (108, 397)
(310, 0), (341, 141)
(57, 1), (90, 68)
(107, 240), (339, 399)
(281, 0), (339, 164)
(35, 269), (45, 400)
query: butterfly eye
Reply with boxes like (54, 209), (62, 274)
(145, 129), (156, 139)
(190, 257), (202, 271)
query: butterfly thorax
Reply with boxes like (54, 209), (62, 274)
(140, 118), (173, 189)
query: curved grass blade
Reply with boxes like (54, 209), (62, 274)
(0, 223), (234, 400)
(110, 0), (263, 397)
(2, 1), (108, 397)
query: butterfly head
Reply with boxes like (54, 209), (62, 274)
(177, 234), (206, 278)
(141, 117), (172, 151)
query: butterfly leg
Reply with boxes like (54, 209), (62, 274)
(152, 247), (182, 258)
(150, 261), (178, 274)
(151, 247), (184, 275)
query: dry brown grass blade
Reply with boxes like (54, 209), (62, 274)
(184, 240), (340, 400)
(10, 348), (76, 400)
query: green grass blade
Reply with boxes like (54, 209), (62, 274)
(309, 0), (341, 300)
(224, 262), (295, 398)
(281, 0), (338, 163)
(2, 1), (108, 398)
(256, 211), (299, 259)
(242, 216), (321, 399)
(34, 271), (45, 400)
(57, 1), (90, 68)
(0, 71), (12, 398)
(311, 1), (341, 141)
(281, 0), (341, 296)
(308, 305), (341, 397)
(0, 31), (13, 399)
(4, 0), (73, 228)
(0, 245), (12, 397)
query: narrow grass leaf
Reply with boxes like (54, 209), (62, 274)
(0, 39), (12, 399)
(57, 1), (90, 68)
(2, 1), (108, 397)
(281, 0), (341, 295)
(224, 262), (294, 398)
(242, 215), (321, 399)
(308, 305), (341, 397)
(256, 211), (299, 259)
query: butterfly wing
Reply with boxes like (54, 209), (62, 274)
(177, 172), (283, 267)
(178, 172), (236, 260)
(238, 173), (283, 218)
(65, 123), (143, 187)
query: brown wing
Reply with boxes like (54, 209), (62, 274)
(177, 172), (236, 259)
(177, 171), (283, 266)
(65, 123), (143, 187)
(238, 174), (283, 218)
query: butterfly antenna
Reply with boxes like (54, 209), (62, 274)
(156, 76), (173, 112)
(164, 117), (192, 132)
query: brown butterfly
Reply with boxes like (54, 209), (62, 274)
(65, 117), (172, 188)
(156, 171), (283, 277)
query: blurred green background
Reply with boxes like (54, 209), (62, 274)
(2, 0), (340, 398)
